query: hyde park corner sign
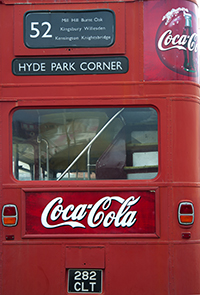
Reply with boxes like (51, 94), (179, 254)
(12, 56), (129, 76)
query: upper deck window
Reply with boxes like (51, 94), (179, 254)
(12, 107), (158, 181)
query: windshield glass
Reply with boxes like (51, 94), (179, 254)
(12, 107), (158, 180)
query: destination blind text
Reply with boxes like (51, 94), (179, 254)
(12, 57), (129, 76)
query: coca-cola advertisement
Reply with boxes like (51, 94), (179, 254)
(24, 190), (156, 235)
(144, 0), (199, 82)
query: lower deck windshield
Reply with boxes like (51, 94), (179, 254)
(12, 107), (158, 181)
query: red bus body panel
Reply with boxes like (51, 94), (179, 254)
(0, 1), (200, 295)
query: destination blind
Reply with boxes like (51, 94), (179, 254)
(24, 10), (115, 48)
(12, 57), (129, 76)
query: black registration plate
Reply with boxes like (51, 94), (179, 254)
(68, 269), (102, 293)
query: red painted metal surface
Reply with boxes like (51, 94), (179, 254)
(0, 1), (200, 295)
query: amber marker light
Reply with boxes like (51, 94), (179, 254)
(2, 204), (18, 227)
(178, 202), (194, 225)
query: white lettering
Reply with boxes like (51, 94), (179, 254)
(114, 197), (139, 227)
(81, 282), (88, 292)
(26, 63), (32, 71)
(157, 29), (198, 52)
(50, 204), (63, 221)
(18, 63), (46, 72)
(18, 63), (26, 71)
(81, 18), (93, 22)
(41, 63), (46, 71)
(164, 33), (173, 46)
(188, 33), (198, 52)
(171, 34), (180, 45)
(51, 62), (76, 72)
(41, 197), (85, 229)
(60, 26), (82, 33)
(87, 62), (96, 71)
(60, 204), (74, 221)
(94, 17), (103, 22)
(74, 282), (81, 292)
(117, 61), (123, 70)
(71, 204), (88, 221)
(79, 61), (123, 72)
(33, 63), (40, 71)
(89, 282), (96, 292)
(111, 61), (116, 70)
(178, 34), (188, 46)
(80, 62), (87, 71)
(41, 195), (141, 229)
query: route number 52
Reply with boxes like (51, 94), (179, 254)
(30, 22), (52, 38)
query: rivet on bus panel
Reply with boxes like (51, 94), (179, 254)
(2, 204), (18, 227)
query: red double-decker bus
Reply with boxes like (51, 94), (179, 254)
(0, 0), (200, 294)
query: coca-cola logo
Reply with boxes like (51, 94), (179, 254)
(25, 191), (156, 235)
(158, 30), (198, 52)
(155, 7), (198, 77)
(41, 195), (141, 229)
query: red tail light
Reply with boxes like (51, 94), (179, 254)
(178, 202), (194, 225)
(2, 204), (18, 226)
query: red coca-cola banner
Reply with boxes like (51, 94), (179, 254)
(144, 0), (199, 82)
(24, 190), (156, 235)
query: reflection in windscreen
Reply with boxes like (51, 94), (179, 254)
(12, 107), (158, 181)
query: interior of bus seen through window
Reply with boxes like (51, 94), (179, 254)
(12, 107), (158, 181)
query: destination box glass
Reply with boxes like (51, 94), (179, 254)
(24, 10), (115, 48)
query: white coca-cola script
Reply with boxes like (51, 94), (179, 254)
(158, 29), (198, 52)
(41, 196), (141, 229)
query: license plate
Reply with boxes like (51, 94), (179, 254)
(68, 269), (102, 293)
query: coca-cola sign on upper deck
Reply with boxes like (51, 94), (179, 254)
(24, 190), (156, 235)
(144, 0), (199, 82)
